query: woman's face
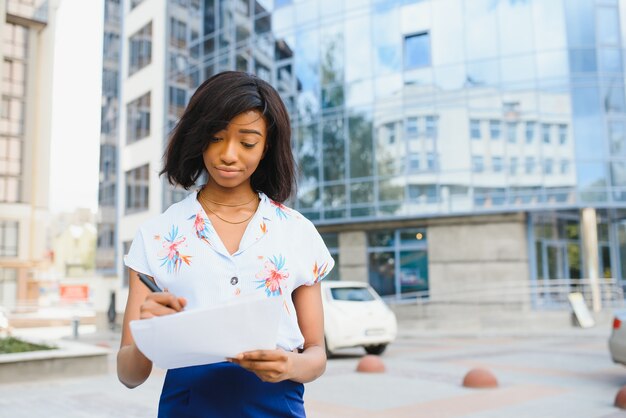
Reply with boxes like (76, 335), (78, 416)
(203, 110), (267, 191)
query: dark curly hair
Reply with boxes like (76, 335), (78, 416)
(160, 71), (295, 202)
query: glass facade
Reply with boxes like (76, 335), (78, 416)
(106, 0), (626, 301)
(96, 0), (121, 274)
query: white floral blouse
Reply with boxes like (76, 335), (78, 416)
(124, 190), (335, 351)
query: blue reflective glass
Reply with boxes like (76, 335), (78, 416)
(599, 48), (623, 73)
(532, 0), (567, 51)
(598, 6), (620, 45)
(498, 0), (533, 55)
(404, 32), (430, 69)
(569, 49), (597, 73)
(563, 0), (595, 47)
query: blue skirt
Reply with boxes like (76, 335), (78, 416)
(158, 362), (306, 418)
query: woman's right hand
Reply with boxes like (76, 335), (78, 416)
(139, 292), (187, 319)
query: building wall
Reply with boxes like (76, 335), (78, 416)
(428, 213), (530, 308)
(0, 0), (58, 307)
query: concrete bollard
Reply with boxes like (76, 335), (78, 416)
(462, 368), (498, 388)
(614, 386), (626, 409)
(356, 355), (386, 373)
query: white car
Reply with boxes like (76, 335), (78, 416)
(321, 281), (397, 356)
(609, 311), (626, 365)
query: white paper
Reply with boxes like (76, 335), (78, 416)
(130, 295), (283, 370)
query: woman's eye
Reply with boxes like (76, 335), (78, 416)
(209, 137), (222, 143)
(242, 142), (257, 149)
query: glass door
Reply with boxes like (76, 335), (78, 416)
(542, 240), (570, 304)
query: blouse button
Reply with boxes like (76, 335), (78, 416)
(230, 276), (239, 285)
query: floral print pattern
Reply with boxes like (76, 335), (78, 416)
(312, 261), (329, 284)
(269, 199), (290, 220)
(158, 225), (191, 273)
(188, 212), (213, 245)
(255, 254), (289, 297)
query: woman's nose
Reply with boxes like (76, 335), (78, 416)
(220, 139), (237, 163)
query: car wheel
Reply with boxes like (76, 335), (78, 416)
(364, 344), (387, 355)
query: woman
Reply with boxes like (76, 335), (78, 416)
(118, 71), (334, 417)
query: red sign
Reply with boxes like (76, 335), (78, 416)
(59, 285), (89, 301)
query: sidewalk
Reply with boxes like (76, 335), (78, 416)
(1, 324), (625, 417)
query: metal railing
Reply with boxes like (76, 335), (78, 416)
(385, 278), (625, 311)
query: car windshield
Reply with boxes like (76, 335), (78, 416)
(330, 287), (375, 302)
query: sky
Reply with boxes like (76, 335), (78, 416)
(49, 0), (104, 214)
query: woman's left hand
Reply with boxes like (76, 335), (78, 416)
(228, 349), (295, 383)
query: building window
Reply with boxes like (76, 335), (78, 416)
(170, 18), (187, 49)
(0, 136), (22, 203)
(489, 120), (501, 140)
(425, 116), (437, 138)
(506, 122), (517, 143)
(125, 164), (150, 213)
(558, 124), (567, 144)
(426, 152), (436, 170)
(509, 157), (518, 175)
(129, 22), (152, 76)
(406, 117), (418, 137)
(408, 153), (420, 173)
(470, 119), (480, 139)
(0, 221), (18, 257)
(492, 156), (503, 172)
(103, 32), (120, 62)
(404, 32), (431, 69)
(543, 158), (553, 175)
(385, 123), (396, 144)
(127, 92), (151, 144)
(367, 228), (428, 298)
(168, 86), (187, 118)
(472, 156), (484, 173)
(542, 123), (551, 144)
(525, 121), (535, 143)
(525, 156), (535, 174)
(130, 0), (145, 9)
(561, 159), (570, 174)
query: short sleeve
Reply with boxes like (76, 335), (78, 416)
(298, 220), (335, 287)
(123, 229), (154, 277)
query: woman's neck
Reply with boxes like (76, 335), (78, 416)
(200, 181), (256, 206)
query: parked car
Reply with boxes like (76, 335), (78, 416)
(609, 311), (626, 365)
(321, 281), (397, 356)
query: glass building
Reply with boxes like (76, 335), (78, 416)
(101, 0), (626, 313)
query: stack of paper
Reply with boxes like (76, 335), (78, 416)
(130, 295), (283, 369)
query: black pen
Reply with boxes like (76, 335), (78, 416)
(137, 272), (162, 293)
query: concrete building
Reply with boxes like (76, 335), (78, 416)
(99, 0), (626, 324)
(0, 0), (58, 310)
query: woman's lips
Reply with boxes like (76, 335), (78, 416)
(215, 167), (242, 177)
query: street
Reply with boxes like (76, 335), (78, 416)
(1, 325), (625, 417)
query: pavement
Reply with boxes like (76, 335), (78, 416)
(1, 323), (626, 417)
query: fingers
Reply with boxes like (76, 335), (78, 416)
(149, 292), (185, 311)
(228, 350), (293, 382)
(234, 350), (285, 361)
(139, 292), (185, 318)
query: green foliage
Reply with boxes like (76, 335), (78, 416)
(0, 337), (56, 354)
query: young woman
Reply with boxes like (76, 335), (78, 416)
(118, 71), (334, 417)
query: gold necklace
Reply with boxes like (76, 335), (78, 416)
(203, 204), (258, 225)
(200, 192), (260, 225)
(201, 193), (258, 207)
